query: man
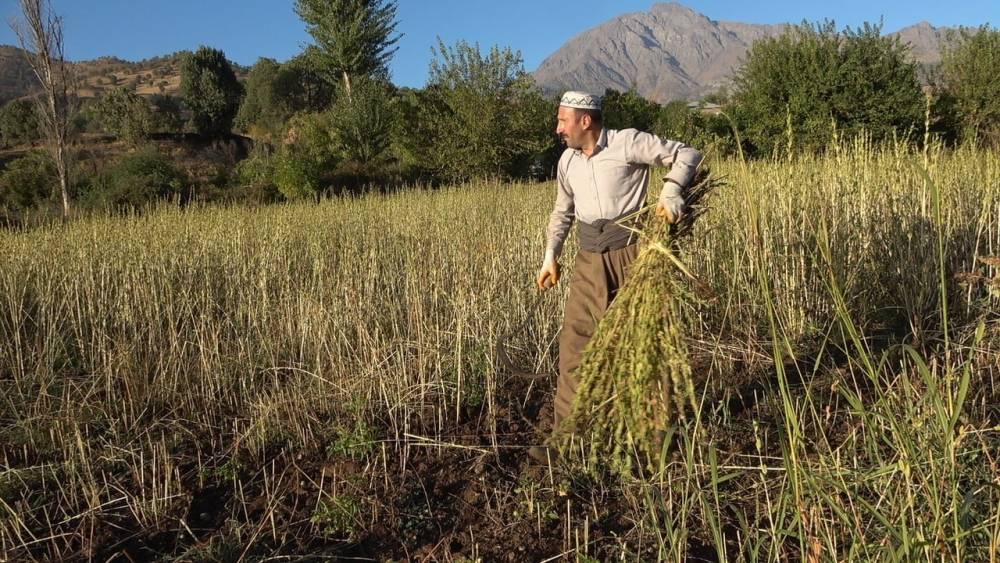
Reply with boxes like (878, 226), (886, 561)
(529, 91), (702, 463)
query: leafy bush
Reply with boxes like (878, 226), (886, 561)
(149, 94), (184, 133)
(0, 151), (57, 211)
(273, 146), (324, 200)
(328, 76), (396, 172)
(273, 111), (339, 200)
(395, 39), (555, 182)
(602, 89), (660, 132)
(731, 20), (924, 156)
(70, 98), (105, 135)
(82, 151), (188, 210)
(0, 100), (40, 147)
(939, 25), (1000, 145)
(94, 87), (153, 145)
(235, 143), (275, 188)
(233, 143), (282, 203)
(180, 46), (244, 136)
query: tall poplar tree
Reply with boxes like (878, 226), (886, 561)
(294, 0), (401, 98)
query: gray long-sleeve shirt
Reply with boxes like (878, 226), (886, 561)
(545, 127), (702, 258)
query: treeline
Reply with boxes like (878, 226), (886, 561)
(2, 8), (1000, 221)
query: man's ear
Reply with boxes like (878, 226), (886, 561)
(580, 113), (592, 130)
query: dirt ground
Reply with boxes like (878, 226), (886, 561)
(84, 372), (702, 562)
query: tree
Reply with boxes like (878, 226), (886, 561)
(179, 46), (244, 136)
(235, 58), (286, 139)
(94, 87), (153, 145)
(602, 89), (660, 132)
(833, 23), (924, 141)
(939, 26), (1000, 145)
(0, 99), (40, 147)
(235, 57), (329, 140)
(0, 150), (56, 211)
(149, 94), (183, 133)
(731, 20), (923, 156)
(655, 102), (739, 156)
(285, 47), (336, 111)
(82, 150), (188, 210)
(294, 0), (401, 97)
(396, 39), (555, 182)
(9, 0), (75, 220)
(655, 100), (697, 141)
(274, 112), (339, 200)
(327, 76), (396, 171)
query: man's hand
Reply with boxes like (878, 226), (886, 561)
(657, 180), (685, 224)
(536, 256), (561, 291)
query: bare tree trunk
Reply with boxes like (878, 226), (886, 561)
(342, 70), (352, 100)
(10, 0), (74, 222)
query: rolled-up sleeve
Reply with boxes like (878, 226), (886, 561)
(545, 159), (575, 258)
(623, 129), (702, 189)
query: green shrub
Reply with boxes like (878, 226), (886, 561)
(235, 143), (275, 187)
(272, 111), (338, 199)
(94, 87), (153, 145)
(232, 144), (283, 203)
(328, 76), (396, 172)
(395, 39), (555, 182)
(940, 25), (1000, 145)
(731, 20), (923, 156)
(82, 151), (188, 210)
(0, 100), (40, 147)
(0, 151), (57, 211)
(180, 46), (244, 136)
(273, 146), (323, 200)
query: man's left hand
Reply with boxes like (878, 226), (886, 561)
(657, 180), (685, 223)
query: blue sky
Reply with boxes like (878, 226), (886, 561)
(0, 1), (995, 87)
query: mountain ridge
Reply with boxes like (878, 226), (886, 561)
(532, 2), (952, 103)
(0, 45), (250, 105)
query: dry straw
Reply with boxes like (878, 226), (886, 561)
(559, 171), (720, 474)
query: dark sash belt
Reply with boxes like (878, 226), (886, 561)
(578, 217), (637, 253)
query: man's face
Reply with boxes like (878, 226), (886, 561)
(556, 106), (588, 149)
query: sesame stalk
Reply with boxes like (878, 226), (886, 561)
(559, 172), (719, 474)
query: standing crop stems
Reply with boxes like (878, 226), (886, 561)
(0, 143), (999, 560)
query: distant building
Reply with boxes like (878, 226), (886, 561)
(687, 102), (724, 115)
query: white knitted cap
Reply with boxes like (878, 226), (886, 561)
(559, 91), (602, 110)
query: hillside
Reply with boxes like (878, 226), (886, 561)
(0, 45), (250, 104)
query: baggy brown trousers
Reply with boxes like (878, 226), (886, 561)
(554, 243), (640, 428)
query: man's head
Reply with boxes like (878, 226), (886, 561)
(557, 91), (603, 150)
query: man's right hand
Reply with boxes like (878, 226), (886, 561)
(536, 259), (560, 290)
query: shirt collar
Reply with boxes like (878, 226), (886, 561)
(575, 128), (608, 156)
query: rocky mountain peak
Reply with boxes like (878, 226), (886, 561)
(533, 3), (950, 102)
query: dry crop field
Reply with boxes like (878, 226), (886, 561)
(1, 141), (999, 561)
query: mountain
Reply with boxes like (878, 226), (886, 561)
(893, 21), (950, 65)
(532, 2), (951, 103)
(0, 46), (250, 105)
(0, 45), (40, 103)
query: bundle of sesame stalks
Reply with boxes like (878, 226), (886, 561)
(558, 170), (720, 475)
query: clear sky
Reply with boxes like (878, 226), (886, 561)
(0, 1), (995, 87)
